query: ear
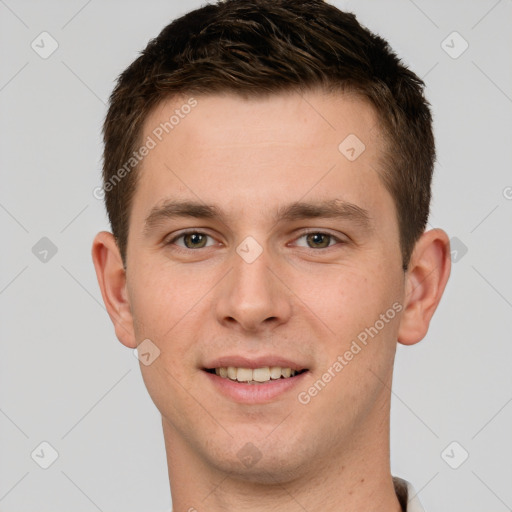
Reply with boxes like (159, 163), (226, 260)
(91, 231), (137, 348)
(398, 228), (451, 346)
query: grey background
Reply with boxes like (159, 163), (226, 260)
(1, 0), (511, 510)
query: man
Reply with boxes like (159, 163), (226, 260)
(92, 1), (451, 510)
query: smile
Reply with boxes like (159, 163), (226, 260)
(206, 366), (306, 384)
(203, 364), (309, 403)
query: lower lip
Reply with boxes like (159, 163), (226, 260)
(203, 370), (309, 404)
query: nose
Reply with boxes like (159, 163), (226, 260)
(214, 246), (292, 333)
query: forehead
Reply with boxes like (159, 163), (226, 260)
(133, 90), (394, 226)
(143, 90), (380, 154)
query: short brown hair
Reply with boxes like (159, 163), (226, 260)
(102, 0), (435, 270)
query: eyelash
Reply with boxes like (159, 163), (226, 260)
(166, 229), (347, 251)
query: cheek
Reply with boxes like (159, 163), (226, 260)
(127, 258), (225, 382)
(128, 259), (208, 335)
(126, 263), (209, 406)
(298, 260), (400, 340)
(302, 261), (403, 408)
(298, 265), (401, 427)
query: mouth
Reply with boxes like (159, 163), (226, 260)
(202, 356), (310, 403)
(204, 366), (308, 384)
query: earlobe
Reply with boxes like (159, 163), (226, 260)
(91, 231), (137, 348)
(397, 229), (451, 346)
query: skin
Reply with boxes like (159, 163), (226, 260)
(92, 90), (451, 511)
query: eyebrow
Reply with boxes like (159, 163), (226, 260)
(144, 200), (222, 235)
(274, 199), (372, 229)
(143, 198), (372, 235)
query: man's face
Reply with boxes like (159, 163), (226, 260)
(125, 90), (406, 480)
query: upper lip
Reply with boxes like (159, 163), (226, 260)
(203, 355), (308, 372)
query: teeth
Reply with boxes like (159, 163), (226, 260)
(212, 366), (299, 383)
(281, 367), (291, 378)
(253, 367), (270, 382)
(270, 366), (282, 379)
(236, 368), (253, 382)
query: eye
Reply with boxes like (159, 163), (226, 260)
(293, 232), (343, 249)
(169, 231), (216, 249)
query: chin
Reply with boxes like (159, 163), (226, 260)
(201, 427), (315, 485)
(211, 452), (307, 486)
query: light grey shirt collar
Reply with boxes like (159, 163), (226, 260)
(393, 477), (426, 512)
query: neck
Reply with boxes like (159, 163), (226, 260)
(163, 407), (402, 512)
